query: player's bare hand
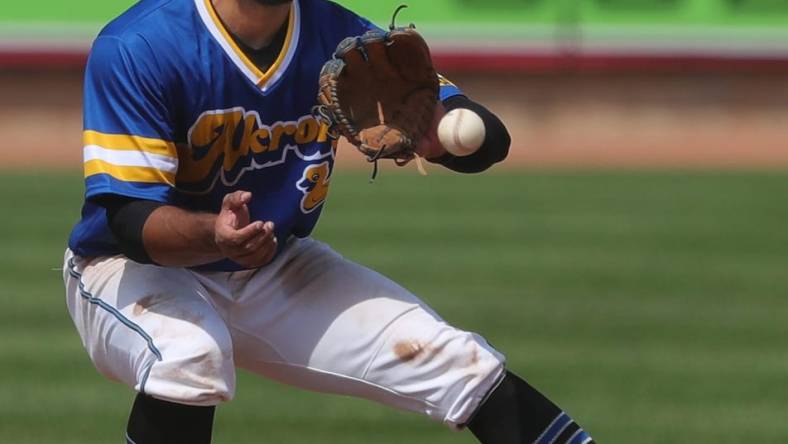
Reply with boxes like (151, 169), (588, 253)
(414, 102), (447, 160)
(215, 191), (278, 268)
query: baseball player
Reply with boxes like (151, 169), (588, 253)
(64, 0), (596, 443)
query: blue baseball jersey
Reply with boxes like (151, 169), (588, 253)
(68, 0), (462, 271)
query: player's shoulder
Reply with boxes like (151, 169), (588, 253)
(99, 0), (183, 38)
(94, 0), (194, 58)
(89, 0), (198, 76)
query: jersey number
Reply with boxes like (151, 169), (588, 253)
(297, 162), (331, 213)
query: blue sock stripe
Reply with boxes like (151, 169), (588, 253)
(535, 412), (572, 444)
(67, 258), (163, 363)
(567, 429), (591, 444)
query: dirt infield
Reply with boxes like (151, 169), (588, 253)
(2, 69), (787, 170)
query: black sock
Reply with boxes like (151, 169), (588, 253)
(468, 371), (595, 444)
(126, 393), (216, 444)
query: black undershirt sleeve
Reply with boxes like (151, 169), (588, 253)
(430, 95), (511, 174)
(97, 196), (164, 265)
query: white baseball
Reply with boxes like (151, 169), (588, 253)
(437, 108), (486, 157)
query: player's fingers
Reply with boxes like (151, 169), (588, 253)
(219, 193), (252, 230)
(222, 190), (252, 211)
(258, 236), (279, 265)
(240, 222), (276, 252)
(224, 221), (266, 248)
(236, 236), (276, 263)
(234, 236), (278, 268)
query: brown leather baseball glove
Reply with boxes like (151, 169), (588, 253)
(316, 6), (440, 174)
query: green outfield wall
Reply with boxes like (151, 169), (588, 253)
(4, 0), (788, 27)
(2, 0), (788, 63)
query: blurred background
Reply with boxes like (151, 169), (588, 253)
(1, 1), (787, 443)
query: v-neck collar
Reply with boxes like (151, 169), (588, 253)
(195, 0), (301, 94)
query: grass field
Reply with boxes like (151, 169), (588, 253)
(1, 169), (787, 443)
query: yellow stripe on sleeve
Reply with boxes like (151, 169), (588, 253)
(83, 131), (177, 157)
(84, 159), (176, 186)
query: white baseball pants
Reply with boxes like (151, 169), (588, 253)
(63, 237), (505, 428)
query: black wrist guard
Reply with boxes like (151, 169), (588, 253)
(430, 95), (511, 173)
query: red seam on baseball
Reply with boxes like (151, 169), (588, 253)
(452, 109), (465, 152)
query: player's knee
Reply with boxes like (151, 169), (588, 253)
(430, 331), (506, 427)
(416, 331), (505, 428)
(367, 307), (507, 426)
(467, 332), (505, 373)
(144, 326), (236, 406)
(381, 325), (505, 427)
